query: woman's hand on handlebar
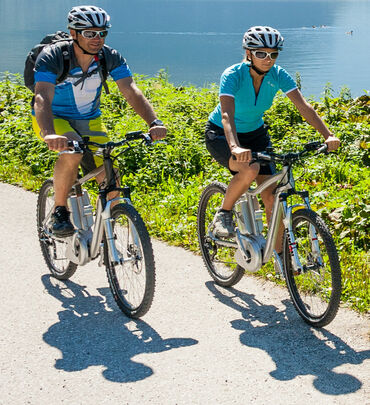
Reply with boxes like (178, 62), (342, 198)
(231, 146), (252, 162)
(325, 135), (341, 152)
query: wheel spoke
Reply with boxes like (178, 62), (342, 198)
(284, 209), (341, 327)
(105, 203), (155, 318)
(37, 180), (77, 280)
(197, 182), (245, 287)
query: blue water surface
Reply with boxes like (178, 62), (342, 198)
(1, 0), (369, 98)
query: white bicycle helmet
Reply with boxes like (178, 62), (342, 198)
(67, 5), (111, 30)
(243, 26), (284, 50)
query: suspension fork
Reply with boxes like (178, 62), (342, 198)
(303, 196), (323, 265)
(282, 201), (304, 273)
(282, 195), (324, 272)
(90, 196), (130, 265)
(102, 195), (144, 265)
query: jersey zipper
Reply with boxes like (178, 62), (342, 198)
(254, 76), (265, 106)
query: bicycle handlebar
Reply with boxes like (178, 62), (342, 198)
(251, 141), (328, 165)
(64, 131), (153, 154)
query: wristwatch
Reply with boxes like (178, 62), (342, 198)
(149, 119), (164, 128)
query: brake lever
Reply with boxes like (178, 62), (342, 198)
(317, 144), (329, 154)
(143, 133), (167, 147)
(58, 140), (84, 155)
(142, 133), (153, 146)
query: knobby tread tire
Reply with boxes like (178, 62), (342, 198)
(37, 179), (77, 280)
(105, 203), (156, 318)
(284, 209), (341, 327)
(197, 181), (245, 287)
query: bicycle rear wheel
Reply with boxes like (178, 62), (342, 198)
(197, 182), (245, 287)
(104, 203), (155, 318)
(37, 179), (77, 280)
(283, 209), (341, 327)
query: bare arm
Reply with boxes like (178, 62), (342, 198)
(116, 77), (166, 140)
(287, 89), (340, 151)
(34, 82), (69, 150)
(220, 95), (251, 162)
(34, 82), (56, 137)
(220, 95), (239, 148)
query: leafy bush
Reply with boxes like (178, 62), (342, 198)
(0, 72), (369, 312)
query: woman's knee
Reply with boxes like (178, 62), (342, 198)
(230, 161), (259, 176)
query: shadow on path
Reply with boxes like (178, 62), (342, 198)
(206, 281), (370, 395)
(42, 275), (198, 383)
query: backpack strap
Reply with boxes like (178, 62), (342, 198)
(56, 43), (72, 84)
(94, 52), (110, 94)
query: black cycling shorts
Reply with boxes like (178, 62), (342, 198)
(204, 120), (275, 175)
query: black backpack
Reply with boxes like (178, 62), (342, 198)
(24, 30), (109, 93)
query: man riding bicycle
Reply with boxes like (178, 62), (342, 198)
(32, 5), (166, 238)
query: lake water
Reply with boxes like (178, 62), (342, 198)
(1, 0), (369, 99)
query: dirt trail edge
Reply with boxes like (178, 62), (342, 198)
(0, 182), (368, 405)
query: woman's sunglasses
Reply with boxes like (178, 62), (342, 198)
(78, 30), (108, 39)
(251, 50), (279, 60)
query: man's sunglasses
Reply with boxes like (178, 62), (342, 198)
(78, 30), (108, 39)
(251, 50), (279, 60)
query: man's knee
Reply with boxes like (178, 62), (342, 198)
(57, 152), (82, 168)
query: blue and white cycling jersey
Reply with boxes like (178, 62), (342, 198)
(34, 43), (132, 120)
(209, 62), (297, 133)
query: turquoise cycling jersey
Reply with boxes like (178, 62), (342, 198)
(209, 62), (297, 133)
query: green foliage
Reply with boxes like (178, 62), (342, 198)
(0, 72), (369, 313)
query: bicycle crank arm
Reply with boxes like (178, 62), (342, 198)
(207, 231), (238, 248)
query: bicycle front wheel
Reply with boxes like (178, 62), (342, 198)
(37, 179), (77, 280)
(197, 181), (245, 287)
(104, 203), (155, 318)
(283, 209), (341, 327)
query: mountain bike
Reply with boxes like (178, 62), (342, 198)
(197, 141), (341, 327)
(37, 131), (155, 318)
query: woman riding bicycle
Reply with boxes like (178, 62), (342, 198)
(205, 26), (340, 258)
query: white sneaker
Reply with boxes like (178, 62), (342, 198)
(213, 210), (235, 238)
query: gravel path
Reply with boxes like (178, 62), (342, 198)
(0, 182), (368, 405)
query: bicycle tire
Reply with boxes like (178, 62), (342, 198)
(104, 203), (156, 318)
(36, 179), (77, 280)
(197, 181), (245, 287)
(283, 209), (341, 327)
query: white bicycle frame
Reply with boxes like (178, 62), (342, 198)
(209, 162), (323, 273)
(47, 162), (140, 267)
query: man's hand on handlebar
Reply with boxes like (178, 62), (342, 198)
(43, 134), (69, 151)
(149, 125), (167, 141)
